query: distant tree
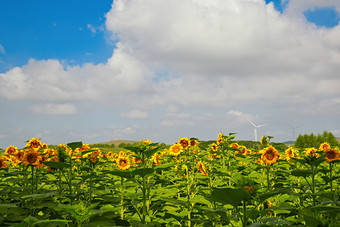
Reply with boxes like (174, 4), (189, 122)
(294, 131), (339, 149)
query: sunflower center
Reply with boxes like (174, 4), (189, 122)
(120, 159), (127, 166)
(27, 154), (37, 163)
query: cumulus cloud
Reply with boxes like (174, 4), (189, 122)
(121, 109), (149, 119)
(31, 103), (78, 115)
(1, 0), (340, 145)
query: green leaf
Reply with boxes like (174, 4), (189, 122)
(291, 169), (312, 177)
(21, 191), (57, 200)
(67, 141), (83, 151)
(107, 170), (132, 179)
(24, 215), (39, 226)
(43, 161), (70, 170)
(257, 188), (290, 202)
(32, 219), (72, 227)
(154, 162), (176, 171)
(303, 215), (322, 227)
(131, 168), (154, 177)
(210, 187), (250, 206)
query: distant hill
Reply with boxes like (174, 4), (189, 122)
(93, 139), (137, 146)
(283, 140), (295, 145)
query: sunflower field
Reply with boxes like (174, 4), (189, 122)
(0, 134), (339, 226)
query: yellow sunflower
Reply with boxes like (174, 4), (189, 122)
(23, 150), (42, 167)
(261, 146), (280, 165)
(196, 161), (208, 176)
(230, 143), (240, 149)
(152, 153), (161, 166)
(116, 155), (131, 170)
(26, 138), (43, 151)
(12, 150), (25, 165)
(5, 145), (18, 156)
(319, 142), (331, 152)
(211, 143), (218, 152)
(236, 145), (251, 155)
(324, 148), (339, 163)
(285, 147), (297, 162)
(0, 157), (9, 169)
(305, 148), (319, 158)
(141, 140), (152, 144)
(190, 139), (199, 147)
(178, 138), (190, 149)
(169, 143), (184, 156)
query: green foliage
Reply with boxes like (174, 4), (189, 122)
(294, 131), (339, 148)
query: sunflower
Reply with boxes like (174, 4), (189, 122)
(12, 150), (25, 165)
(116, 155), (131, 170)
(260, 136), (268, 146)
(211, 143), (218, 152)
(236, 145), (251, 155)
(190, 139), (199, 147)
(178, 138), (190, 149)
(285, 147), (297, 162)
(196, 161), (208, 176)
(305, 148), (319, 158)
(319, 142), (331, 152)
(230, 143), (240, 149)
(216, 138), (223, 145)
(5, 145), (18, 157)
(90, 154), (98, 164)
(169, 143), (184, 156)
(23, 150), (42, 167)
(141, 140), (152, 144)
(26, 138), (43, 151)
(0, 156), (9, 169)
(261, 146), (280, 165)
(243, 185), (254, 195)
(324, 148), (339, 163)
(152, 153), (161, 166)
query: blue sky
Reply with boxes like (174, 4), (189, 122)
(0, 0), (340, 148)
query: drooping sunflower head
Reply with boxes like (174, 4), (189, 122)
(26, 138), (43, 151)
(261, 146), (280, 165)
(23, 150), (42, 167)
(324, 148), (339, 163)
(5, 145), (18, 156)
(319, 142), (331, 152)
(178, 138), (190, 149)
(116, 155), (131, 170)
(196, 161), (208, 176)
(169, 143), (184, 156)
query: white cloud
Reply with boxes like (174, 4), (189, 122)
(31, 103), (78, 115)
(1, 0), (340, 145)
(121, 109), (149, 119)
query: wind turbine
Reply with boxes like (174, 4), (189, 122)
(289, 125), (301, 141)
(248, 119), (266, 142)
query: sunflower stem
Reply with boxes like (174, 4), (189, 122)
(120, 177), (124, 220)
(266, 167), (270, 192)
(329, 162), (333, 192)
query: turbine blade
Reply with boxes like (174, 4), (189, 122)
(247, 119), (256, 127)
